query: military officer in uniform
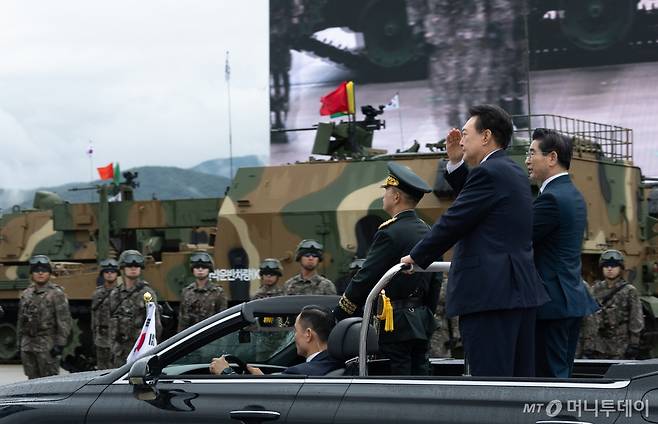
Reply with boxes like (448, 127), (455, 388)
(335, 162), (441, 375)
(582, 250), (644, 359)
(17, 255), (72, 379)
(178, 251), (227, 332)
(109, 250), (162, 367)
(91, 258), (120, 369)
(284, 240), (336, 296)
(253, 258), (285, 300)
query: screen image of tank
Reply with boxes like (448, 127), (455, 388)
(269, 0), (658, 176)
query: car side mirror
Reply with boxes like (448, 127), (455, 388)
(128, 355), (161, 387)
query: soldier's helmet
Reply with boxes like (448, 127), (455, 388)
(28, 255), (52, 273)
(99, 258), (119, 273)
(118, 250), (145, 269)
(599, 249), (625, 269)
(189, 251), (215, 270)
(295, 239), (323, 262)
(259, 258), (283, 277)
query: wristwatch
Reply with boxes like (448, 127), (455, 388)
(221, 367), (236, 375)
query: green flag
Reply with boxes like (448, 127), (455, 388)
(113, 163), (121, 186)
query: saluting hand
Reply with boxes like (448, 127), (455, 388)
(446, 128), (464, 164)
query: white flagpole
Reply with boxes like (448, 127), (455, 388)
(396, 92), (405, 149)
(225, 51), (234, 180)
(87, 141), (94, 201)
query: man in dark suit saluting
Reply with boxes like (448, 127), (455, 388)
(401, 104), (549, 377)
(526, 128), (598, 378)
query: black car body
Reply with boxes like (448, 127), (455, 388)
(2, 294), (658, 424)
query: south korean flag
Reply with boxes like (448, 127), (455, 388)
(126, 302), (158, 363)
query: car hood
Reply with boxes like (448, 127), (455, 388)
(0, 370), (107, 403)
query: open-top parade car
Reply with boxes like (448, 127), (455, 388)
(2, 264), (658, 423)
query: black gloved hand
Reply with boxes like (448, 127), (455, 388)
(50, 345), (64, 357)
(624, 344), (640, 360)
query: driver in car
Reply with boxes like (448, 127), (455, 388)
(209, 305), (343, 376)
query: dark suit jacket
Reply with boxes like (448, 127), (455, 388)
(282, 350), (343, 376)
(533, 175), (599, 319)
(343, 210), (441, 343)
(410, 150), (549, 318)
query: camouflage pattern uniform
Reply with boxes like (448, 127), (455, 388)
(109, 281), (162, 368)
(581, 277), (644, 359)
(177, 282), (227, 332)
(484, 0), (529, 120)
(91, 285), (114, 369)
(407, 0), (488, 127)
(253, 284), (284, 300)
(429, 279), (461, 358)
(17, 281), (72, 379)
(284, 274), (336, 296)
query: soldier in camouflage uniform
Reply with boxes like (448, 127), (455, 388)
(429, 277), (461, 358)
(178, 251), (227, 332)
(91, 258), (119, 369)
(284, 240), (336, 296)
(253, 258), (285, 300)
(17, 255), (72, 379)
(581, 250), (644, 359)
(109, 250), (162, 367)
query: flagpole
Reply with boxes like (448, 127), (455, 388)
(396, 92), (404, 149)
(87, 141), (94, 201)
(225, 50), (234, 180)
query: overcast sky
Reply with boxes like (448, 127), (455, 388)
(0, 0), (269, 189)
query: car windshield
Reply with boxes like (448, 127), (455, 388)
(164, 316), (296, 374)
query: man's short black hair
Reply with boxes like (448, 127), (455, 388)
(298, 305), (335, 343)
(468, 104), (514, 149)
(532, 128), (574, 170)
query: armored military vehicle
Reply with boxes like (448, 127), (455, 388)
(217, 112), (658, 355)
(0, 184), (222, 370)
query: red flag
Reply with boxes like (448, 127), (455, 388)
(320, 81), (350, 116)
(97, 163), (114, 180)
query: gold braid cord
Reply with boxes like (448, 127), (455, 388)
(338, 295), (358, 315)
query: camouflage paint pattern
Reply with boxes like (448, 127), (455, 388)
(0, 196), (222, 365)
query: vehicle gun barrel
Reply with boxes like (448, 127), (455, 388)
(359, 261), (451, 376)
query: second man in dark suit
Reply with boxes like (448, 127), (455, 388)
(401, 104), (549, 377)
(526, 128), (598, 378)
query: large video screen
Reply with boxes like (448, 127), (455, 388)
(270, 0), (658, 176)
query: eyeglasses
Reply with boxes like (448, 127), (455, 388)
(102, 270), (118, 273)
(302, 253), (320, 258)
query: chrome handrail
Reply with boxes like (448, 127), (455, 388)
(359, 261), (451, 376)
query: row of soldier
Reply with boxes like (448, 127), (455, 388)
(16, 234), (644, 380)
(16, 219), (644, 380)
